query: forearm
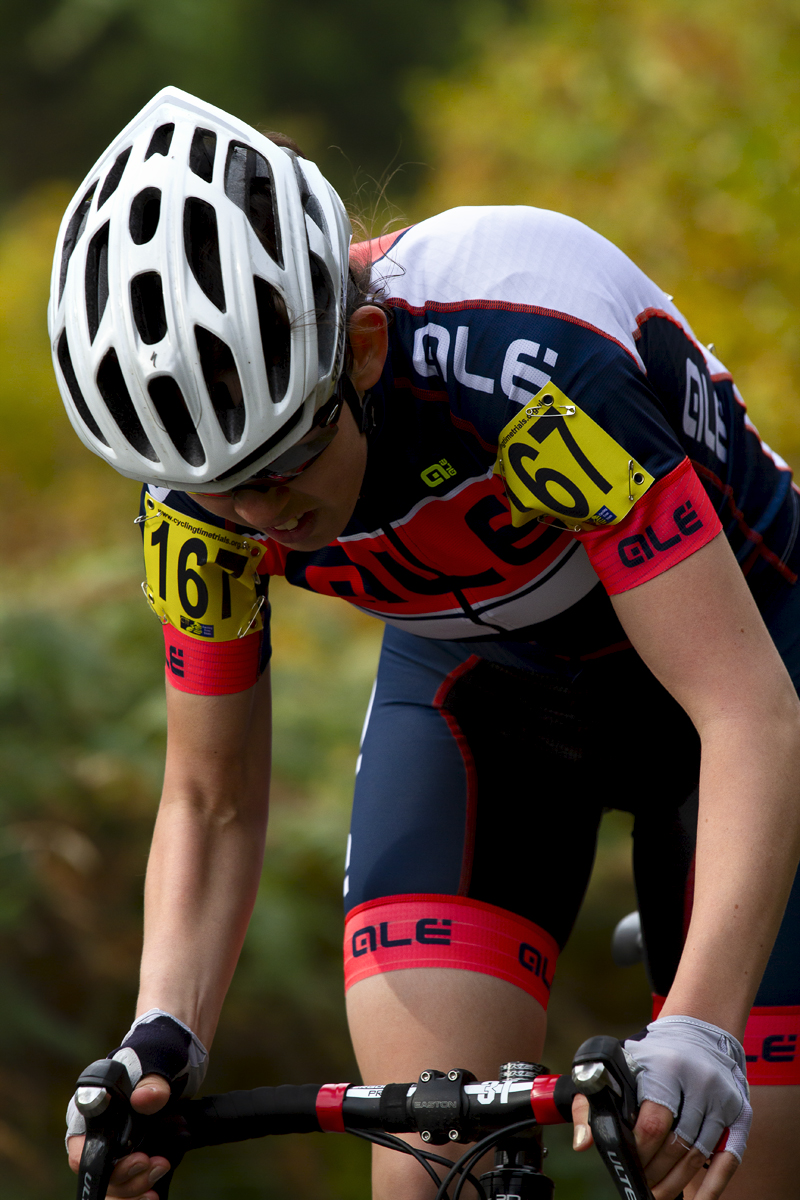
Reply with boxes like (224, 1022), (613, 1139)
(660, 710), (800, 1039)
(136, 672), (273, 1048)
(137, 783), (269, 1048)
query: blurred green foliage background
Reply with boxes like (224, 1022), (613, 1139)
(0, 1), (798, 1196)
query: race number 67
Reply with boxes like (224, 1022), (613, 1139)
(507, 414), (613, 519)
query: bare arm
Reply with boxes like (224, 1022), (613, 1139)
(138, 667), (273, 1047)
(611, 534), (800, 1038)
(588, 533), (800, 1198)
(68, 668), (272, 1197)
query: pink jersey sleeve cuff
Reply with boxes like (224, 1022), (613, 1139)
(577, 458), (722, 595)
(163, 625), (262, 695)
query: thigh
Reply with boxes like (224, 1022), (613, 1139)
(347, 968), (547, 1200)
(345, 628), (606, 1003)
(347, 627), (604, 931)
(685, 1087), (800, 1200)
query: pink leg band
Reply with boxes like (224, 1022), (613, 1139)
(652, 996), (800, 1085)
(344, 894), (559, 1010)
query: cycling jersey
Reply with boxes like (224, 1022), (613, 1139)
(141, 206), (799, 695)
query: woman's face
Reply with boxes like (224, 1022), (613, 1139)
(191, 398), (368, 551)
(191, 305), (388, 551)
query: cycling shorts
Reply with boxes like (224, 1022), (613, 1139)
(344, 579), (800, 1085)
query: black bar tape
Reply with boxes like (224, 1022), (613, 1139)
(553, 1075), (579, 1123)
(185, 1084), (323, 1146)
(378, 1083), (411, 1131)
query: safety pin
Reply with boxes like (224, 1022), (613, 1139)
(141, 581), (169, 623)
(627, 460), (646, 501)
(237, 595), (265, 639)
(525, 397), (576, 418)
(537, 516), (584, 533)
(134, 512), (161, 525)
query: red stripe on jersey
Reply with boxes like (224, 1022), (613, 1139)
(297, 474), (572, 619)
(634, 307), (707, 360)
(350, 230), (411, 268)
(577, 459), (722, 595)
(163, 625), (261, 695)
(343, 894), (559, 1009)
(692, 460), (797, 585)
(652, 996), (800, 1085)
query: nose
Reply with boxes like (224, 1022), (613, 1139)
(231, 485), (289, 529)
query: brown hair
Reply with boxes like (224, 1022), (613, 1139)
(263, 132), (390, 325)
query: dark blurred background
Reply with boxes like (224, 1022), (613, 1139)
(1, 1), (799, 1196)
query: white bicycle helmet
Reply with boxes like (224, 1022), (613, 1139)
(48, 86), (352, 493)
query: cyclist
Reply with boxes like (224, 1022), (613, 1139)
(51, 87), (800, 1200)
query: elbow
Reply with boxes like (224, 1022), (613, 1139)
(161, 767), (270, 828)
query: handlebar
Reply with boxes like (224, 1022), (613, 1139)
(75, 1036), (657, 1200)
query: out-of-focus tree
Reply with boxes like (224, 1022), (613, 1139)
(412, 0), (800, 462)
(0, 185), (140, 559)
(0, 0), (525, 209)
(0, 552), (381, 1198)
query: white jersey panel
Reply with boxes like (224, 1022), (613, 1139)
(374, 206), (686, 370)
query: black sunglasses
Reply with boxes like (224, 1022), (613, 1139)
(191, 390), (345, 498)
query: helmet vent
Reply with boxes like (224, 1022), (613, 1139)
(129, 188), (161, 244)
(292, 157), (329, 239)
(84, 222), (110, 343)
(96, 348), (158, 461)
(145, 123), (175, 159)
(58, 183), (97, 302)
(195, 326), (245, 444)
(190, 128), (217, 183)
(148, 377), (205, 466)
(98, 147), (132, 209)
(214, 404), (305, 482)
(308, 252), (336, 376)
(131, 272), (167, 345)
(224, 143), (283, 267)
(57, 331), (108, 445)
(184, 198), (226, 312)
(254, 276), (291, 404)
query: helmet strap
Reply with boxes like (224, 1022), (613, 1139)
(337, 373), (375, 435)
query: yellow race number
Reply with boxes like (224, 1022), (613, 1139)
(141, 493), (267, 640)
(495, 384), (654, 529)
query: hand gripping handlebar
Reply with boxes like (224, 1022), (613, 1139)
(74, 1038), (656, 1200)
(571, 1035), (659, 1200)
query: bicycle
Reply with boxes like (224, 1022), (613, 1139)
(73, 1035), (659, 1200)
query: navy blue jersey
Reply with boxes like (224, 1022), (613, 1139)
(139, 206), (798, 693)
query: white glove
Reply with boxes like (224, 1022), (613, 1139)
(624, 1016), (751, 1162)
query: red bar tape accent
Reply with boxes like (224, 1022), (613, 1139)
(652, 996), (800, 1086)
(530, 1075), (566, 1125)
(344, 894), (559, 1010)
(577, 458), (721, 595)
(315, 1083), (350, 1133)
